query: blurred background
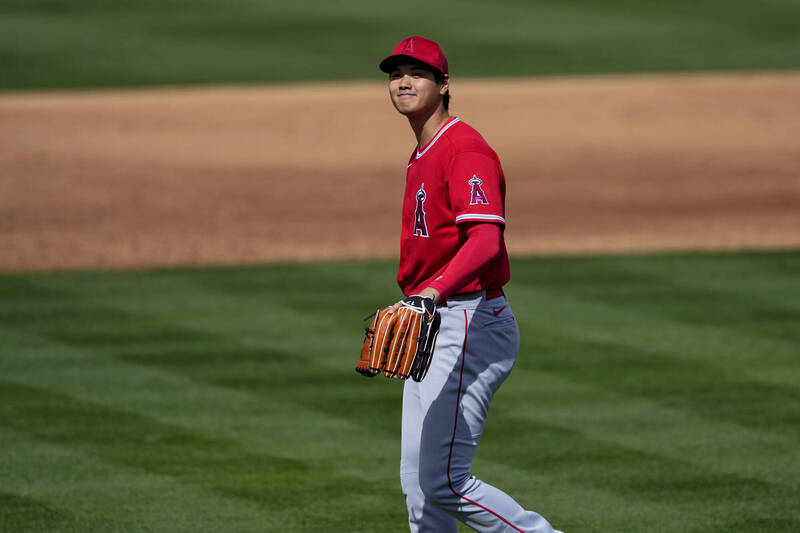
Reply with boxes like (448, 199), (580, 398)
(2, 0), (799, 90)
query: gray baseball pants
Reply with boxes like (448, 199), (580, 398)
(400, 291), (562, 533)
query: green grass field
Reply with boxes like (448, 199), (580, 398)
(2, 251), (798, 532)
(1, 0), (799, 90)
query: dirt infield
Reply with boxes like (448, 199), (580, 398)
(1, 73), (799, 272)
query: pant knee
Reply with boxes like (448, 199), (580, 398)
(419, 468), (471, 504)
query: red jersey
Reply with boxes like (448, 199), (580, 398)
(398, 117), (510, 296)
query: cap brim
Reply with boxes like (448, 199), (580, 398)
(379, 54), (442, 75)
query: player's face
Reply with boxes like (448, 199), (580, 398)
(388, 63), (448, 118)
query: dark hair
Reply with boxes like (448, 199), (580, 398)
(432, 69), (451, 111)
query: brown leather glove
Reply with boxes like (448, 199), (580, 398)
(356, 296), (441, 382)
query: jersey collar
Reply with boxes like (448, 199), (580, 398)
(415, 117), (461, 159)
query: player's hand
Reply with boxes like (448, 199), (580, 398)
(387, 287), (441, 314)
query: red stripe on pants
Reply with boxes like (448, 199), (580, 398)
(446, 309), (525, 533)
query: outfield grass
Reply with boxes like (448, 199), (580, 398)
(1, 251), (798, 532)
(1, 0), (799, 90)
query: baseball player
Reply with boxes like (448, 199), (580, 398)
(380, 36), (563, 533)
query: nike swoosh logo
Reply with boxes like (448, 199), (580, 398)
(492, 306), (505, 316)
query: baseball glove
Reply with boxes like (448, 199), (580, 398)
(356, 296), (441, 382)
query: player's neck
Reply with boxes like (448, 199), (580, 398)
(409, 106), (450, 149)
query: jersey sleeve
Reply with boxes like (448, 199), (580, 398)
(446, 151), (506, 226)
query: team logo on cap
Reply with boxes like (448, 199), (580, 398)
(401, 38), (416, 55)
(413, 184), (429, 237)
(469, 175), (489, 205)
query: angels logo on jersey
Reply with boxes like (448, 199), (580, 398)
(413, 184), (429, 237)
(469, 175), (489, 205)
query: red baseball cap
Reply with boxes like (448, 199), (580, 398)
(379, 36), (449, 76)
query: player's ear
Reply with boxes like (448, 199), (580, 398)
(439, 74), (450, 95)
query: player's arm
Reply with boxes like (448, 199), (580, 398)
(388, 222), (501, 311)
(424, 221), (502, 301)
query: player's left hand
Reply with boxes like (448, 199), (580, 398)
(388, 287), (441, 314)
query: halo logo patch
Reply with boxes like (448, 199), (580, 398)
(469, 175), (489, 205)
